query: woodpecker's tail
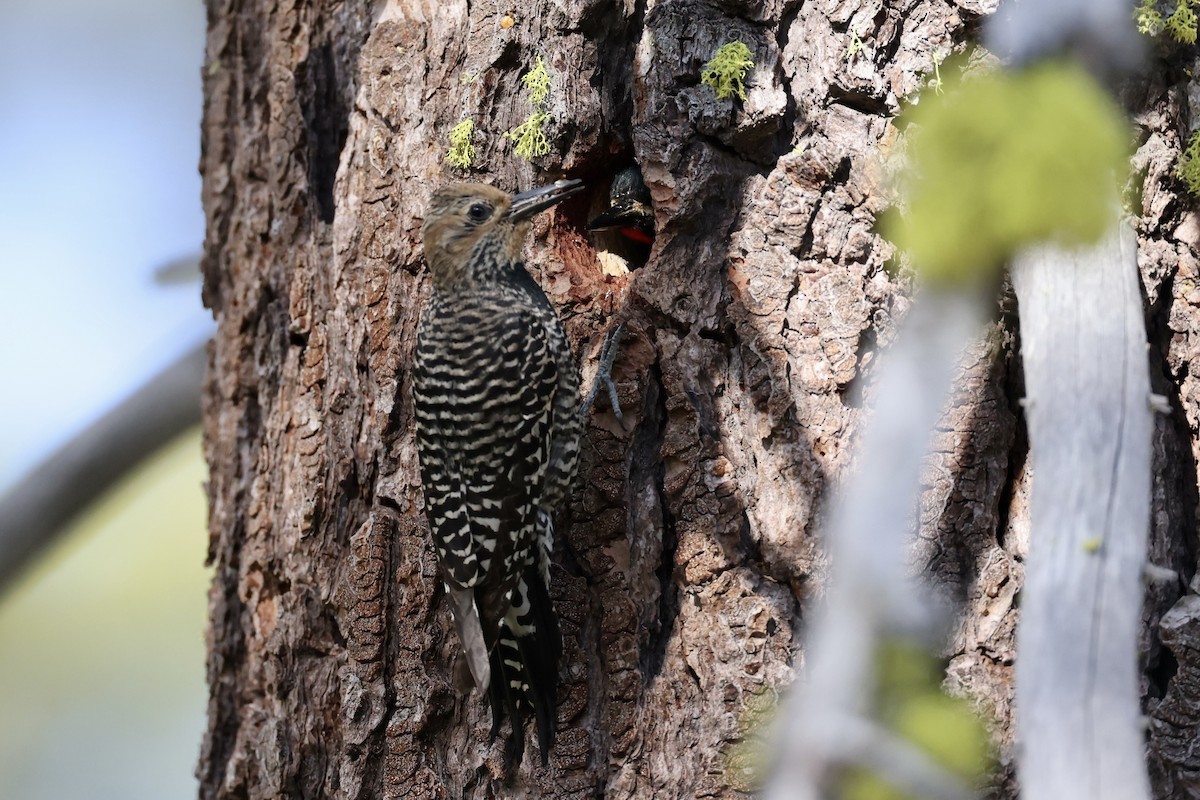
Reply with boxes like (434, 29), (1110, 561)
(487, 565), (561, 767)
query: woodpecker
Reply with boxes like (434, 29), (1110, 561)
(412, 179), (584, 767)
(587, 164), (654, 245)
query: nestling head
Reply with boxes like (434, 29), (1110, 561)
(422, 179), (583, 289)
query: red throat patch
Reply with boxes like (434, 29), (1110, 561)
(620, 226), (654, 245)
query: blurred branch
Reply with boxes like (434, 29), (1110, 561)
(765, 290), (987, 799)
(985, 2), (1153, 798)
(0, 343), (206, 593)
(985, 0), (1142, 70)
(1010, 222), (1153, 800)
(152, 253), (202, 286)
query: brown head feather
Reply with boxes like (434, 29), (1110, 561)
(421, 183), (528, 291)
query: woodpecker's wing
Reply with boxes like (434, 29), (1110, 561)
(413, 299), (559, 652)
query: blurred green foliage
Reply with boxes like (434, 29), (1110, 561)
(882, 61), (1129, 284)
(0, 430), (210, 800)
(840, 640), (994, 800)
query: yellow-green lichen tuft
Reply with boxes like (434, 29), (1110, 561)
(1167, 0), (1200, 43)
(1136, 0), (1167, 34)
(446, 119), (476, 169)
(521, 55), (552, 107)
(505, 110), (551, 159)
(846, 32), (867, 61)
(882, 61), (1129, 285)
(1136, 0), (1200, 42)
(701, 41), (754, 101)
(1178, 129), (1200, 196)
(506, 55), (553, 161)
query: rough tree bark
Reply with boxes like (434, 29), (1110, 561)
(198, 0), (1200, 798)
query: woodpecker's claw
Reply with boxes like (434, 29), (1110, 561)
(582, 324), (625, 422)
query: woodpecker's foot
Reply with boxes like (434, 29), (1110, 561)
(582, 323), (624, 422)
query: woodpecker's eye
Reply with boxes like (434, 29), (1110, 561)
(467, 202), (492, 222)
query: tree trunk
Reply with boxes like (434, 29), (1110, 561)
(197, 1), (1200, 798)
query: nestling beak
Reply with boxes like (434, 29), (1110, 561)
(587, 201), (647, 231)
(505, 179), (585, 221)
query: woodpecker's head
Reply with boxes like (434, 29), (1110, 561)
(422, 180), (584, 289)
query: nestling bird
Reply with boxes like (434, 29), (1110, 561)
(587, 164), (654, 245)
(412, 179), (584, 767)
(583, 164), (652, 419)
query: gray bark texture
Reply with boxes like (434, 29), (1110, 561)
(197, 0), (1200, 797)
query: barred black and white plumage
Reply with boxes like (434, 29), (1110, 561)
(412, 180), (583, 767)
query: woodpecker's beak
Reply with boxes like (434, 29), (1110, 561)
(506, 179), (585, 221)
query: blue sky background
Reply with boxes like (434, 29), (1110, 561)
(0, 0), (211, 490)
(0, 2), (213, 798)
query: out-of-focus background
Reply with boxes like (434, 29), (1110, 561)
(0, 1), (212, 798)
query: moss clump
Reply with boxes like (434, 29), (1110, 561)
(446, 119), (476, 169)
(701, 41), (754, 101)
(505, 110), (551, 159)
(882, 61), (1129, 285)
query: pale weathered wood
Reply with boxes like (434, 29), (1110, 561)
(1011, 221), (1153, 800)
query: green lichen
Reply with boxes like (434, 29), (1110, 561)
(521, 55), (552, 107)
(846, 32), (867, 61)
(1178, 129), (1200, 196)
(506, 55), (554, 161)
(505, 110), (551, 159)
(701, 41), (754, 101)
(929, 53), (946, 96)
(882, 60), (1129, 285)
(1167, 0), (1200, 43)
(1136, 0), (1167, 34)
(1135, 0), (1199, 42)
(446, 119), (476, 169)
